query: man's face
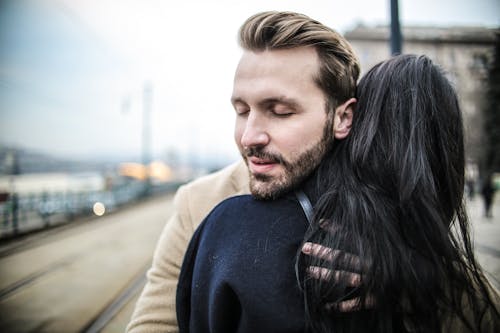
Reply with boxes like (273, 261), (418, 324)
(232, 47), (333, 200)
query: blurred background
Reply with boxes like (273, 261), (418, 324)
(0, 0), (499, 332)
(1, 0), (499, 212)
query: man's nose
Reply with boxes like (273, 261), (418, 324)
(240, 112), (270, 148)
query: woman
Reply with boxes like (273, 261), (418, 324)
(301, 54), (499, 332)
(177, 55), (499, 332)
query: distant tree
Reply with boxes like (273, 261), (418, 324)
(481, 33), (500, 177)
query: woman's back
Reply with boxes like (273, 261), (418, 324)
(301, 54), (499, 332)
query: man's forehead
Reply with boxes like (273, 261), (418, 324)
(235, 47), (320, 77)
(233, 49), (320, 98)
(231, 78), (304, 106)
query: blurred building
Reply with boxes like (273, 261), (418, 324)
(345, 25), (499, 166)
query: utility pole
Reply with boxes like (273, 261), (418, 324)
(390, 0), (402, 55)
(142, 81), (153, 196)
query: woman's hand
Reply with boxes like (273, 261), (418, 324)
(302, 242), (375, 312)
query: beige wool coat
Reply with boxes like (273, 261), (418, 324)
(126, 160), (250, 333)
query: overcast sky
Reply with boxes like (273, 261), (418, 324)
(1, 0), (499, 165)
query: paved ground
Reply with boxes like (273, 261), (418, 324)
(466, 196), (500, 289)
(0, 193), (173, 333)
(0, 193), (498, 333)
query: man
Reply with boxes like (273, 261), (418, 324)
(127, 11), (359, 332)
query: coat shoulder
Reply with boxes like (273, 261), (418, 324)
(175, 160), (250, 229)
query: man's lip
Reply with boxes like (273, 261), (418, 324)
(247, 157), (278, 174)
(249, 156), (275, 164)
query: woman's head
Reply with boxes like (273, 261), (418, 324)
(349, 54), (464, 222)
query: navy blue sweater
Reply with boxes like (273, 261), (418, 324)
(177, 193), (310, 333)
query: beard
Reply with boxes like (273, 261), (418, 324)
(242, 123), (334, 200)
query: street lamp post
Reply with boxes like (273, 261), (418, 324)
(390, 0), (403, 55)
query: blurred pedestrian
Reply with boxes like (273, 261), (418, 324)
(481, 173), (496, 218)
(465, 161), (478, 199)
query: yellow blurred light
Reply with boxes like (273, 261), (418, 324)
(119, 161), (172, 182)
(119, 163), (148, 180)
(93, 202), (106, 216)
(149, 161), (172, 182)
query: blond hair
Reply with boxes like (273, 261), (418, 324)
(239, 11), (360, 110)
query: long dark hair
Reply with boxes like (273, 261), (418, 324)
(299, 54), (499, 332)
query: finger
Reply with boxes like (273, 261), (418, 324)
(302, 243), (362, 271)
(307, 266), (361, 286)
(306, 266), (332, 281)
(325, 294), (376, 312)
(302, 242), (338, 262)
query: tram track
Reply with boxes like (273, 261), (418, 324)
(0, 215), (101, 259)
(0, 252), (83, 301)
(82, 266), (148, 333)
(0, 193), (173, 332)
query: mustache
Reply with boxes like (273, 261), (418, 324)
(244, 146), (286, 165)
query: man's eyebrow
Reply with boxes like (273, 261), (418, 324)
(257, 96), (300, 109)
(230, 96), (301, 109)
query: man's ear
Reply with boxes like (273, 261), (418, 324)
(333, 97), (356, 140)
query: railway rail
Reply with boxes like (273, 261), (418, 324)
(0, 193), (173, 332)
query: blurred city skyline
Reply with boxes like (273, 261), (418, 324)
(1, 0), (499, 167)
